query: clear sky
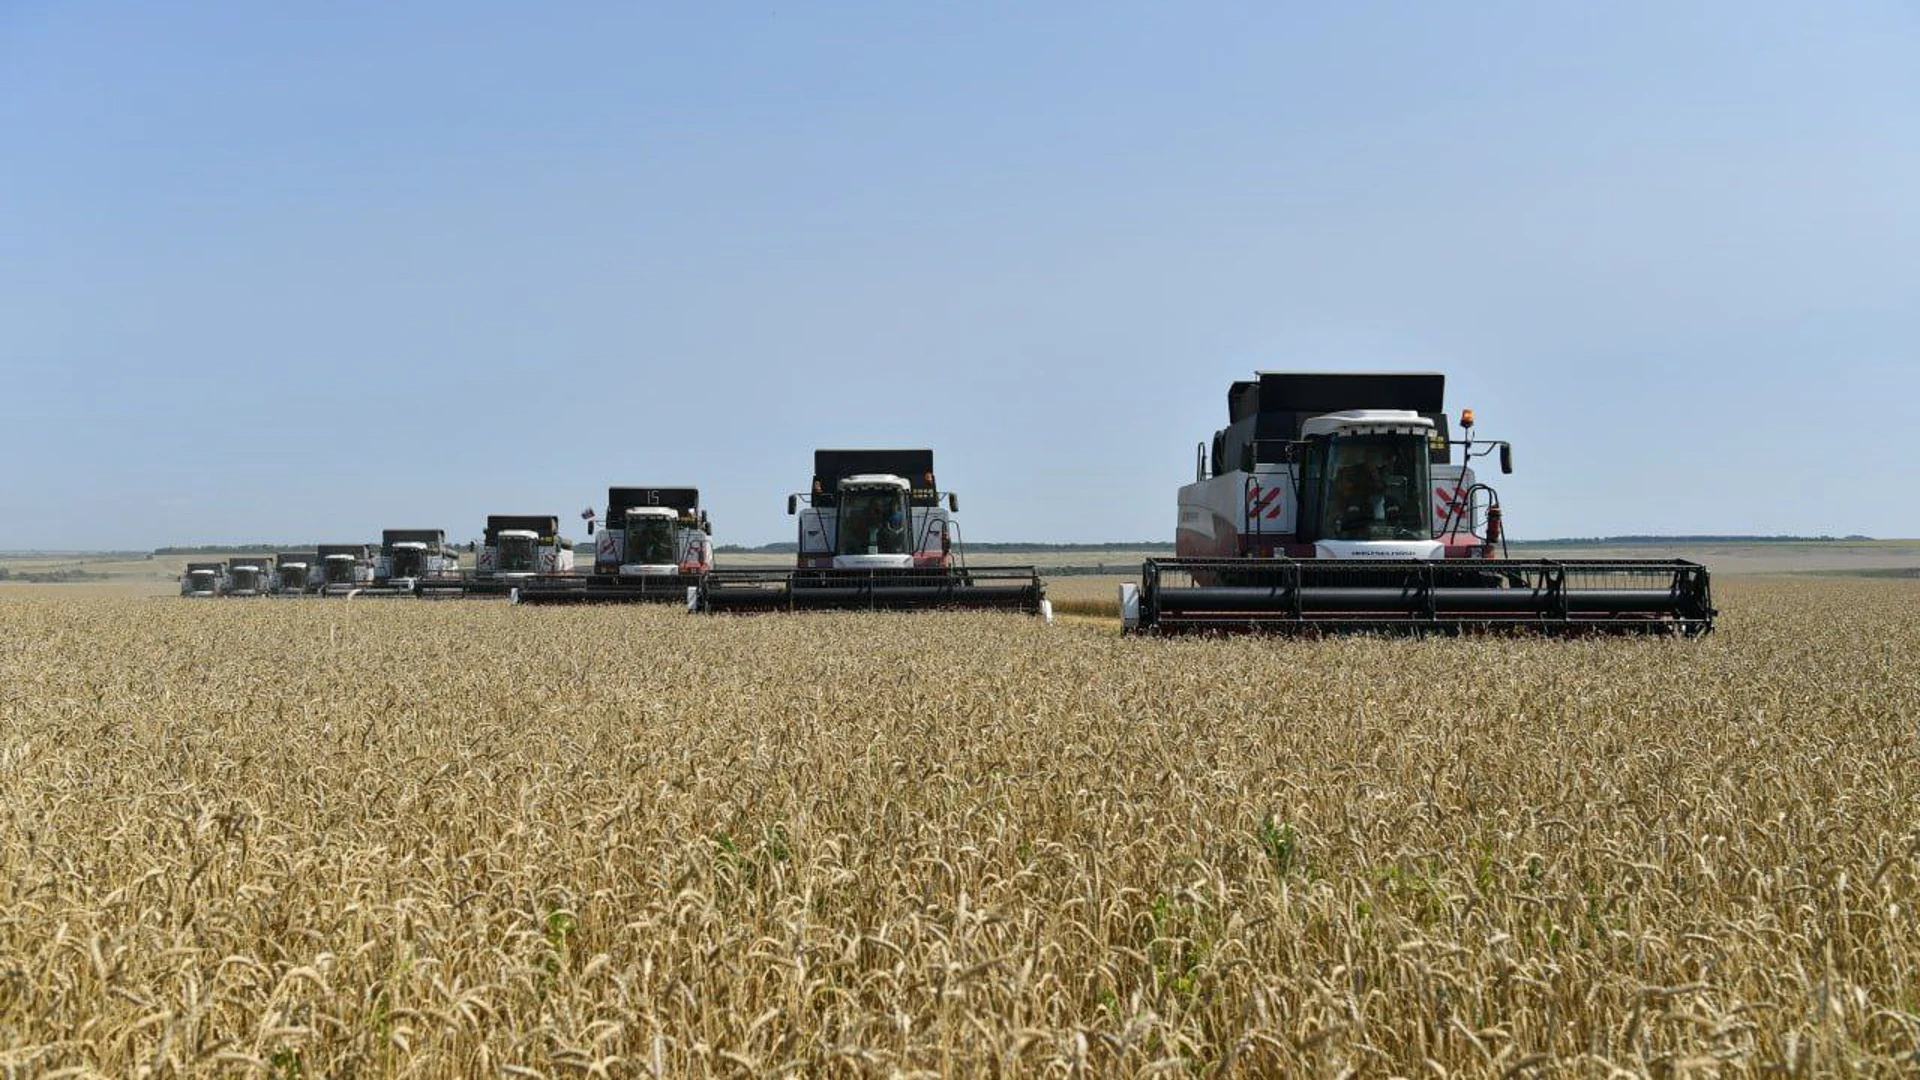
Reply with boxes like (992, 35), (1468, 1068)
(2, 2), (1914, 548)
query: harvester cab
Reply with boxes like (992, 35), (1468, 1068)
(1293, 411), (1463, 558)
(180, 562), (224, 597)
(1124, 372), (1714, 635)
(699, 449), (1047, 616)
(224, 557), (269, 596)
(609, 507), (690, 575)
(317, 543), (376, 595)
(818, 475), (924, 568)
(786, 451), (955, 572)
(273, 552), (318, 595)
(473, 515), (575, 592)
(373, 529), (459, 594)
(497, 531), (542, 574)
(511, 488), (709, 603)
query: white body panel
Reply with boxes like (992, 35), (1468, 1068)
(1300, 409), (1433, 439)
(1177, 461), (1477, 557)
(597, 522), (710, 574)
(1314, 539), (1445, 560)
(620, 563), (683, 577)
(833, 553), (915, 570)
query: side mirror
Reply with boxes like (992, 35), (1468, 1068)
(787, 495), (798, 515)
(701, 512), (712, 535)
(947, 493), (959, 513)
(1500, 444), (1513, 474)
(467, 540), (476, 553)
(585, 519), (595, 535)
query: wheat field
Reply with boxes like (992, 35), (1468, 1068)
(2, 579), (1917, 1077)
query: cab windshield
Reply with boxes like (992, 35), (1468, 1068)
(324, 557), (356, 584)
(390, 547), (426, 578)
(626, 518), (677, 565)
(1318, 435), (1431, 541)
(280, 566), (308, 589)
(230, 568), (260, 589)
(498, 535), (538, 573)
(838, 489), (909, 556)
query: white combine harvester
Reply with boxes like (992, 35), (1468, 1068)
(179, 561), (224, 597)
(470, 515), (575, 595)
(514, 488), (711, 603)
(223, 556), (271, 597)
(1124, 371), (1715, 635)
(317, 543), (376, 596)
(698, 449), (1048, 616)
(368, 528), (461, 596)
(272, 552), (319, 595)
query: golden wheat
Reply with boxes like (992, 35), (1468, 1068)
(2, 579), (1917, 1077)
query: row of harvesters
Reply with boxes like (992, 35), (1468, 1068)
(176, 372), (1714, 635)
(181, 531), (482, 597)
(180, 449), (1052, 617)
(513, 450), (1049, 616)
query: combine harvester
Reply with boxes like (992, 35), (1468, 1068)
(180, 561), (224, 597)
(467, 515), (576, 595)
(513, 488), (711, 603)
(272, 552), (320, 595)
(366, 528), (462, 596)
(223, 555), (271, 597)
(699, 449), (1048, 616)
(1122, 372), (1715, 635)
(317, 543), (376, 596)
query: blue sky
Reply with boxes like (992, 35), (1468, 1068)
(2, 2), (1914, 547)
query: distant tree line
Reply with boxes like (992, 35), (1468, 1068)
(1512, 534), (1873, 545)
